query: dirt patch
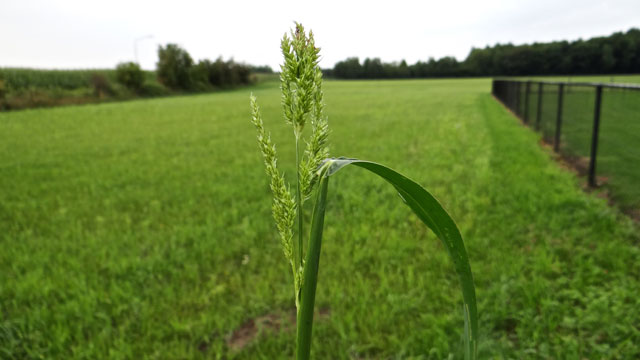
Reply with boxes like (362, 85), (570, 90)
(628, 208), (640, 222)
(226, 307), (331, 351)
(226, 312), (289, 351)
(535, 136), (591, 178)
(557, 152), (590, 178)
(199, 307), (331, 354)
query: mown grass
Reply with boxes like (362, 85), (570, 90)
(1, 78), (639, 359)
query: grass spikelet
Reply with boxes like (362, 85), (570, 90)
(250, 94), (299, 298)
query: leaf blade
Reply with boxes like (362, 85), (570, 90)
(323, 158), (478, 359)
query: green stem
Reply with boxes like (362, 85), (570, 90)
(296, 175), (328, 360)
(295, 134), (303, 272)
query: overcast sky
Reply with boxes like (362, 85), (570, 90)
(1, 0), (639, 70)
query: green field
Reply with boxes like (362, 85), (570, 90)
(1, 78), (639, 359)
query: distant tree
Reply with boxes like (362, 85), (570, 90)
(156, 44), (194, 90)
(228, 59), (252, 86)
(206, 57), (229, 87)
(397, 60), (410, 78)
(465, 47), (494, 75)
(190, 60), (213, 91)
(629, 29), (640, 73)
(363, 58), (383, 78)
(433, 57), (461, 77)
(333, 57), (362, 79)
(250, 65), (273, 73)
(410, 60), (431, 77)
(611, 29), (640, 73)
(381, 62), (396, 78)
(189, 57), (253, 89)
(601, 44), (616, 72)
(89, 73), (113, 98)
(0, 77), (6, 109)
(330, 27), (640, 79)
(115, 62), (145, 91)
(569, 40), (599, 74)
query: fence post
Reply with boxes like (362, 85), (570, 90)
(535, 83), (543, 130)
(524, 81), (531, 123)
(588, 85), (603, 187)
(554, 84), (564, 152)
(515, 82), (521, 115)
(511, 82), (516, 112)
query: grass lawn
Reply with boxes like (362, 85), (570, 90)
(1, 78), (639, 359)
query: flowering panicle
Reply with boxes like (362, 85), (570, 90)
(299, 65), (329, 201)
(251, 23), (329, 311)
(250, 95), (298, 287)
(280, 23), (322, 137)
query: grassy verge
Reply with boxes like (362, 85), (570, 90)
(503, 75), (640, 211)
(1, 78), (638, 359)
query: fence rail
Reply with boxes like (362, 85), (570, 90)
(492, 78), (640, 210)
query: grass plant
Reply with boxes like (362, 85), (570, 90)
(250, 23), (477, 360)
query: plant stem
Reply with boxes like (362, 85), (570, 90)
(296, 175), (329, 360)
(295, 134), (303, 272)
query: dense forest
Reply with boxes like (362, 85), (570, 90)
(327, 28), (640, 79)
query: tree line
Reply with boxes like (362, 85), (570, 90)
(327, 28), (640, 79)
(118, 43), (272, 92)
(154, 44), (268, 91)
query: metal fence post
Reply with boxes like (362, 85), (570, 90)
(554, 84), (564, 152)
(524, 81), (531, 123)
(515, 82), (521, 115)
(508, 82), (513, 112)
(588, 85), (603, 187)
(535, 83), (543, 131)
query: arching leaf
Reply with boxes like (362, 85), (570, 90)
(322, 157), (478, 359)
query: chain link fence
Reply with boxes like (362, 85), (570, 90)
(492, 79), (640, 211)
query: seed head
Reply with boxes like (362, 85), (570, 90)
(250, 94), (297, 277)
(280, 22), (322, 137)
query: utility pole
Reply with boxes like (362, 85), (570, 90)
(134, 35), (154, 63)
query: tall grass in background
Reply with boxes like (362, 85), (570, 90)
(0, 67), (163, 110)
(251, 23), (477, 360)
(0, 68), (156, 90)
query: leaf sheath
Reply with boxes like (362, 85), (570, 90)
(296, 175), (329, 360)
